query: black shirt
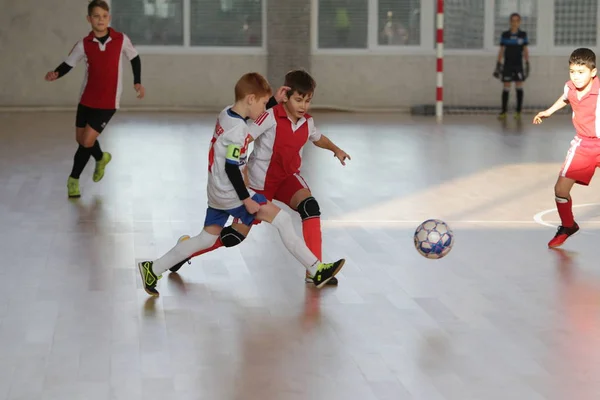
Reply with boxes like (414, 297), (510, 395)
(500, 29), (528, 66)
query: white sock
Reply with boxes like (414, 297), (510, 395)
(152, 230), (219, 275)
(270, 210), (320, 275)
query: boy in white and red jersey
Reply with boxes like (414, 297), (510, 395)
(534, 48), (599, 247)
(45, 0), (145, 198)
(136, 72), (345, 296)
(169, 70), (350, 286)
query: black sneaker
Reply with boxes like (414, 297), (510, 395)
(312, 259), (345, 289)
(169, 235), (191, 272)
(305, 275), (338, 286)
(137, 260), (161, 296)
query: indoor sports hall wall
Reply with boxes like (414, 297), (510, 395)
(0, 0), (596, 112)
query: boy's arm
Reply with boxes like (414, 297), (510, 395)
(49, 41), (85, 80)
(309, 118), (351, 165)
(248, 109), (276, 141)
(122, 34), (141, 85)
(223, 128), (251, 201)
(533, 87), (569, 124)
(545, 95), (569, 115)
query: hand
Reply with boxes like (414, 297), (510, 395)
(493, 62), (502, 79)
(243, 197), (261, 214)
(334, 149), (351, 166)
(274, 86), (290, 103)
(134, 83), (145, 99)
(533, 110), (551, 124)
(45, 71), (59, 81)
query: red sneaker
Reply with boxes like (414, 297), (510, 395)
(548, 223), (580, 248)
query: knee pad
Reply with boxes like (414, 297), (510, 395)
(220, 226), (246, 247)
(297, 196), (321, 220)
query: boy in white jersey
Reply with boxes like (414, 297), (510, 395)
(137, 73), (345, 296)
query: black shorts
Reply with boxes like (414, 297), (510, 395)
(75, 103), (116, 134)
(502, 65), (525, 82)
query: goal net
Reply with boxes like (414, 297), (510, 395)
(433, 0), (597, 116)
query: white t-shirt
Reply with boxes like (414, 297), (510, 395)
(206, 107), (254, 210)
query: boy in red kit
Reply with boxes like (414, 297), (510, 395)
(45, 0), (145, 198)
(170, 70), (350, 285)
(534, 48), (599, 247)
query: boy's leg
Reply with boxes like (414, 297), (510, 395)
(67, 105), (114, 197)
(85, 107), (115, 182)
(499, 81), (511, 119)
(276, 174), (337, 285)
(169, 223), (249, 272)
(254, 196), (344, 288)
(169, 188), (273, 271)
(137, 207), (229, 295)
(549, 138), (593, 247)
(515, 80), (524, 117)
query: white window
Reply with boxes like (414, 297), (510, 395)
(553, 0), (597, 46)
(111, 0), (184, 46)
(494, 0), (537, 46)
(190, 0), (263, 47)
(317, 0), (369, 49)
(439, 0), (484, 49)
(378, 0), (421, 46)
(110, 0), (265, 49)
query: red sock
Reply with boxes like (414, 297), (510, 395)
(556, 197), (575, 227)
(302, 218), (322, 260)
(190, 237), (223, 259)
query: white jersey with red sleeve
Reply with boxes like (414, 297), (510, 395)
(246, 104), (322, 190)
(563, 77), (600, 139)
(206, 107), (253, 210)
(64, 28), (138, 110)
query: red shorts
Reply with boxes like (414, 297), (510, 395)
(238, 174), (311, 226)
(560, 136), (600, 185)
(256, 173), (311, 205)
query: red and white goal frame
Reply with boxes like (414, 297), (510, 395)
(436, 0), (444, 122)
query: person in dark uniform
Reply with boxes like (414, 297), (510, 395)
(494, 12), (529, 119)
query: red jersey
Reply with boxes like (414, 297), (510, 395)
(246, 104), (322, 190)
(563, 76), (600, 139)
(64, 29), (138, 110)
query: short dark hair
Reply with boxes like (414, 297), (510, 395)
(284, 69), (316, 98)
(88, 0), (109, 16)
(569, 48), (596, 70)
(509, 13), (521, 20)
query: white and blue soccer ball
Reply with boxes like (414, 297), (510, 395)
(414, 219), (454, 259)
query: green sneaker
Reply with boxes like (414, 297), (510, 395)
(67, 177), (80, 198)
(137, 260), (162, 296)
(312, 259), (345, 288)
(93, 152), (112, 182)
(514, 112), (521, 120)
(497, 112), (507, 120)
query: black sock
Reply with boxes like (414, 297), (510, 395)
(90, 140), (103, 162)
(516, 88), (524, 112)
(502, 89), (509, 113)
(70, 145), (92, 179)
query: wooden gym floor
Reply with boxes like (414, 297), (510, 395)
(1, 110), (600, 400)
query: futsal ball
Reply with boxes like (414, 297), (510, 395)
(414, 219), (454, 259)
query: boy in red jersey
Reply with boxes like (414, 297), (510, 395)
(534, 48), (599, 247)
(45, 0), (145, 198)
(170, 70), (350, 286)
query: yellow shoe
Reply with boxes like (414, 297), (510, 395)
(93, 152), (112, 182)
(67, 177), (80, 198)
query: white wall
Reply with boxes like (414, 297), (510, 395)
(0, 0), (581, 112)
